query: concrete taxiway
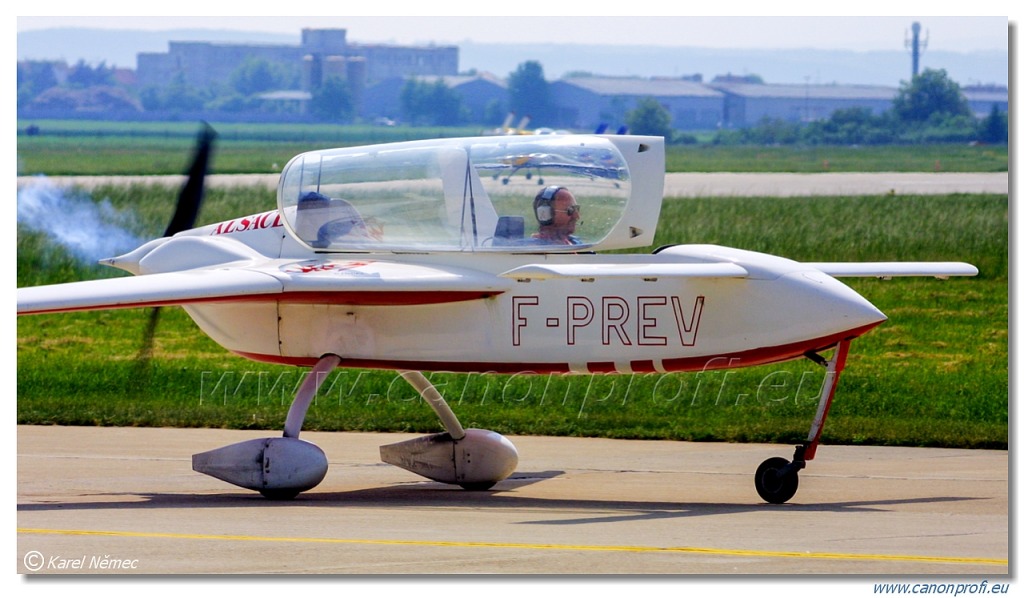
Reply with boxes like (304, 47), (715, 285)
(17, 425), (1008, 575)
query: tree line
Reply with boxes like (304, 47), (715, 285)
(703, 69), (1008, 146)
(18, 57), (1007, 145)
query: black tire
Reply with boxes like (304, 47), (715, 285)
(459, 482), (496, 491)
(259, 488), (301, 500)
(754, 457), (799, 504)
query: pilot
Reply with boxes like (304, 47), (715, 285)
(531, 185), (582, 245)
(296, 190), (371, 248)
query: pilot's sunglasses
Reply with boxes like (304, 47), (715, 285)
(555, 205), (581, 216)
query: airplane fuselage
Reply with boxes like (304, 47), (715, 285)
(167, 219), (886, 374)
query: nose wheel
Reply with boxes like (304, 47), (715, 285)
(755, 456), (801, 504)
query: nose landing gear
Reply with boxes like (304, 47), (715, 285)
(754, 339), (850, 504)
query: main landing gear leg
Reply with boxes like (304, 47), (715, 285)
(397, 370), (467, 441)
(754, 340), (851, 504)
(379, 371), (519, 490)
(192, 354), (341, 499)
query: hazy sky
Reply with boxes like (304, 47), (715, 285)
(15, 13), (1011, 53)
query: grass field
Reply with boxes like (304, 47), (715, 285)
(664, 144), (1009, 173)
(16, 179), (1008, 449)
(17, 120), (1010, 175)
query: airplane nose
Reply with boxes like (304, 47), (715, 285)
(788, 269), (887, 335)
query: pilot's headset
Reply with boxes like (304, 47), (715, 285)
(534, 185), (566, 226)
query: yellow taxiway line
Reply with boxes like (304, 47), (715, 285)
(18, 527), (1007, 567)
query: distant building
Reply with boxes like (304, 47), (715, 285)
(362, 73), (507, 123)
(137, 40), (305, 90)
(360, 77), (406, 122)
(136, 28), (458, 98)
(444, 73), (508, 123)
(708, 82), (898, 127)
(962, 85), (1009, 118)
(350, 43), (459, 83)
(550, 77), (725, 131)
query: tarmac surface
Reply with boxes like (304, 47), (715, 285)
(17, 425), (1008, 575)
(661, 171), (1009, 197)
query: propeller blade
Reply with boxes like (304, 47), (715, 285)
(164, 122), (216, 237)
(136, 122), (215, 374)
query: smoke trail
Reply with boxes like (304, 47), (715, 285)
(17, 177), (144, 264)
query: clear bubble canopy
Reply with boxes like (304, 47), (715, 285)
(277, 135), (632, 252)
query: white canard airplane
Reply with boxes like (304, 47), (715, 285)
(16, 125), (978, 503)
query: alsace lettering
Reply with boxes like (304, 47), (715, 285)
(210, 210), (283, 235)
(513, 295), (705, 347)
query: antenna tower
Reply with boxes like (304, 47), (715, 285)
(905, 21), (929, 79)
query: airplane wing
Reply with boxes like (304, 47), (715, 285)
(500, 262), (749, 280)
(18, 260), (512, 316)
(17, 269), (284, 315)
(806, 262), (979, 279)
(500, 260), (979, 282)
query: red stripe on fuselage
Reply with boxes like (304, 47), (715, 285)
(234, 322), (882, 373)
